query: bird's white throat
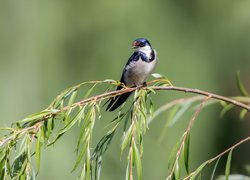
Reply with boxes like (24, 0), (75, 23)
(135, 45), (152, 57)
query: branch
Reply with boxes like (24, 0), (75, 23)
(62, 85), (250, 114)
(0, 80), (249, 179)
(0, 85), (249, 147)
(183, 135), (250, 180)
(150, 86), (250, 111)
(166, 96), (211, 180)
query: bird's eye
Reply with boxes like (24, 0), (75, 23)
(139, 42), (145, 47)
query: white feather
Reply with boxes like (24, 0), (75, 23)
(124, 47), (157, 86)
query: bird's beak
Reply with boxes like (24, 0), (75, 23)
(132, 41), (139, 49)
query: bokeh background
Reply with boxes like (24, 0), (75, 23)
(0, 0), (250, 179)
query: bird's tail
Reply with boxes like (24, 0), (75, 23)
(106, 92), (132, 111)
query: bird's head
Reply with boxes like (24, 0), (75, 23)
(132, 38), (152, 51)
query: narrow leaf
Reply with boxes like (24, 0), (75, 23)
(68, 90), (78, 106)
(225, 149), (233, 180)
(190, 161), (209, 180)
(18, 111), (51, 124)
(211, 157), (221, 180)
(133, 143), (142, 180)
(151, 73), (165, 79)
(84, 83), (97, 99)
(168, 137), (182, 169)
(49, 107), (85, 145)
(72, 139), (89, 171)
(236, 72), (249, 97)
(184, 133), (190, 174)
(11, 152), (27, 177)
(121, 124), (133, 153)
(239, 109), (248, 120)
(220, 104), (234, 117)
(174, 160), (180, 180)
(167, 102), (192, 127)
(35, 130), (42, 173)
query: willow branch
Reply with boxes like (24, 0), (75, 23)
(166, 96), (211, 180)
(0, 85), (249, 147)
(62, 85), (250, 113)
(183, 135), (250, 180)
(150, 86), (250, 111)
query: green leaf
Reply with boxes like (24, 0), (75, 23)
(184, 133), (190, 174)
(103, 79), (116, 83)
(68, 90), (78, 106)
(125, 159), (130, 180)
(240, 109), (248, 120)
(49, 107), (85, 145)
(133, 142), (142, 180)
(167, 102), (192, 127)
(225, 149), (233, 180)
(18, 110), (51, 124)
(11, 152), (27, 177)
(45, 118), (54, 139)
(84, 83), (97, 99)
(85, 145), (91, 180)
(190, 161), (209, 180)
(168, 136), (182, 170)
(220, 104), (234, 117)
(211, 157), (221, 180)
(72, 138), (89, 172)
(236, 72), (249, 97)
(151, 73), (165, 79)
(121, 124), (133, 153)
(35, 130), (42, 174)
(174, 160), (180, 180)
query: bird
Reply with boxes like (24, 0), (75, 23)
(106, 38), (157, 111)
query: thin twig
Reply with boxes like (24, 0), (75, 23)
(182, 135), (250, 180)
(166, 96), (211, 180)
(150, 86), (250, 111)
(147, 96), (205, 125)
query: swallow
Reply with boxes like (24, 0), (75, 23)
(106, 38), (157, 111)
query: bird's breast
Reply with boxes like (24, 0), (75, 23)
(124, 58), (157, 86)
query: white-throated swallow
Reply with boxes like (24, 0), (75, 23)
(106, 38), (157, 111)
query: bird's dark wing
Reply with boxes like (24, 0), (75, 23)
(105, 52), (142, 111)
(105, 74), (130, 111)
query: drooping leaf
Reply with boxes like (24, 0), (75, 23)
(133, 142), (142, 180)
(35, 130), (42, 173)
(18, 111), (52, 124)
(72, 137), (89, 172)
(84, 83), (98, 99)
(11, 152), (27, 177)
(168, 136), (182, 170)
(236, 72), (249, 97)
(85, 145), (91, 180)
(121, 124), (133, 153)
(211, 157), (221, 180)
(190, 161), (209, 180)
(167, 102), (192, 127)
(174, 160), (180, 180)
(220, 104), (234, 117)
(225, 149), (233, 180)
(184, 133), (190, 174)
(68, 90), (78, 106)
(239, 109), (248, 120)
(49, 107), (85, 146)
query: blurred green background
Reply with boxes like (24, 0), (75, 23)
(0, 0), (250, 179)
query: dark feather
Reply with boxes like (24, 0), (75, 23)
(106, 71), (130, 111)
(106, 91), (132, 111)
